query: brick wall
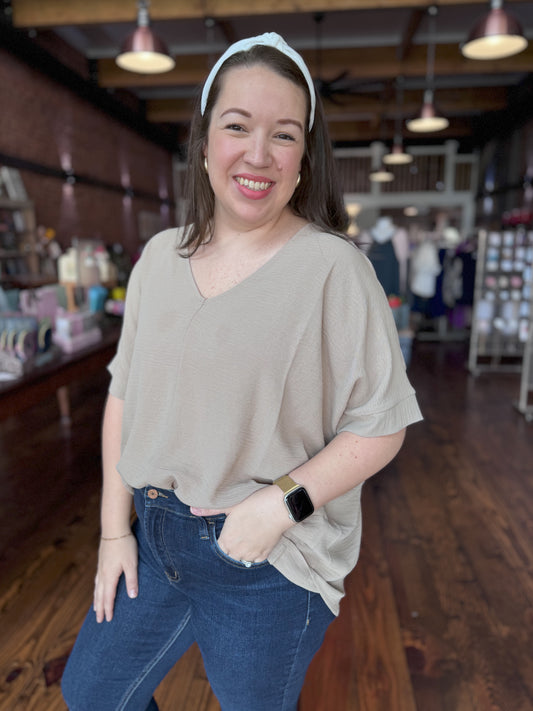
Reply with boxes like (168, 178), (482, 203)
(0, 48), (175, 258)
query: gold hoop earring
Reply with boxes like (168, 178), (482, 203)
(295, 173), (301, 188)
(203, 157), (208, 173)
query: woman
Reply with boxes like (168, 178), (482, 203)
(62, 33), (422, 711)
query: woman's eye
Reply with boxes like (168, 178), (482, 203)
(276, 133), (296, 142)
(226, 124), (245, 132)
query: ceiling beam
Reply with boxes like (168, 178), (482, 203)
(11, 0), (514, 28)
(396, 7), (426, 61)
(145, 86), (509, 123)
(146, 98), (196, 123)
(324, 86), (510, 118)
(298, 43), (533, 81)
(328, 119), (473, 142)
(96, 43), (533, 91)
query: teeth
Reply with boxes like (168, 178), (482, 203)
(236, 177), (272, 191)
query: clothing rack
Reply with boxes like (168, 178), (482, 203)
(411, 239), (474, 343)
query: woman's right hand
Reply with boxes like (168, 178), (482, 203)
(93, 533), (138, 623)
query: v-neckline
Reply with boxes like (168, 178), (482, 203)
(187, 223), (310, 302)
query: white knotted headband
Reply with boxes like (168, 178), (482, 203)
(200, 32), (316, 130)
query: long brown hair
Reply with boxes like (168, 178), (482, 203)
(180, 44), (348, 255)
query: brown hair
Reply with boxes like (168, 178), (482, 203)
(180, 44), (348, 255)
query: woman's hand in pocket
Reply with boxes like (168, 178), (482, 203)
(190, 485), (293, 564)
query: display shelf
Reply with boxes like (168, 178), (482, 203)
(0, 193), (39, 286)
(468, 227), (533, 375)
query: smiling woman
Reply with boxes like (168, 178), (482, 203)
(61, 32), (422, 711)
(181, 37), (348, 257)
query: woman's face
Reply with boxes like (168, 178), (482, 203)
(204, 64), (307, 233)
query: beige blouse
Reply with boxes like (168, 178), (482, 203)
(108, 224), (422, 614)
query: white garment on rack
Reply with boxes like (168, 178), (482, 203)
(371, 216), (395, 243)
(410, 241), (441, 298)
(392, 228), (409, 295)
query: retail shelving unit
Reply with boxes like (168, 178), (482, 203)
(468, 227), (533, 376)
(0, 167), (39, 286)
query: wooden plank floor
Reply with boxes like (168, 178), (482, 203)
(0, 339), (532, 711)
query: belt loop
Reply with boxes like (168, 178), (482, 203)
(196, 516), (209, 539)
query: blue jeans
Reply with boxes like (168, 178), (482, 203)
(62, 486), (334, 711)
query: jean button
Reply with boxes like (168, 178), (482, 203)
(147, 488), (158, 499)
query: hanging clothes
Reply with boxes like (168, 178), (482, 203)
(391, 227), (410, 297)
(442, 249), (463, 308)
(410, 240), (441, 299)
(366, 217), (400, 296)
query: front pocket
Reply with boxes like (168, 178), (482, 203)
(210, 527), (269, 569)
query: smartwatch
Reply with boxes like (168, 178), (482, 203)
(273, 475), (314, 523)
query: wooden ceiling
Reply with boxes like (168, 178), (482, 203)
(9, 0), (533, 150)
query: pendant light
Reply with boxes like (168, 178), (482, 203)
(406, 6), (449, 133)
(384, 78), (413, 165)
(407, 89), (449, 132)
(383, 140), (414, 164)
(461, 0), (527, 60)
(369, 167), (395, 183)
(116, 0), (175, 74)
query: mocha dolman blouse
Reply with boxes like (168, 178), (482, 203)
(108, 224), (422, 614)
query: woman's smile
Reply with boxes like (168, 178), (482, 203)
(234, 174), (275, 197)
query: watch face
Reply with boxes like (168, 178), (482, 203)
(286, 488), (314, 522)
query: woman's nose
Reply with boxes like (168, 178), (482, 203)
(244, 135), (272, 167)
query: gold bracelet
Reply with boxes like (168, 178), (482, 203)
(101, 532), (133, 541)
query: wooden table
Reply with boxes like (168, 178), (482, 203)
(0, 323), (120, 421)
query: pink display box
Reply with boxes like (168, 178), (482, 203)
(19, 286), (59, 323)
(53, 327), (102, 354)
(55, 309), (96, 338)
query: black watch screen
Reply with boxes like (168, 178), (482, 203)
(286, 487), (314, 522)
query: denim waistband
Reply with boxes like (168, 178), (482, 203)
(135, 486), (226, 522)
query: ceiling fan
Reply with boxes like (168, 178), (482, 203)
(313, 13), (350, 104)
(312, 12), (390, 105)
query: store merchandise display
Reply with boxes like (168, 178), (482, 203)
(0, 311), (53, 379)
(469, 227), (533, 373)
(53, 310), (102, 354)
